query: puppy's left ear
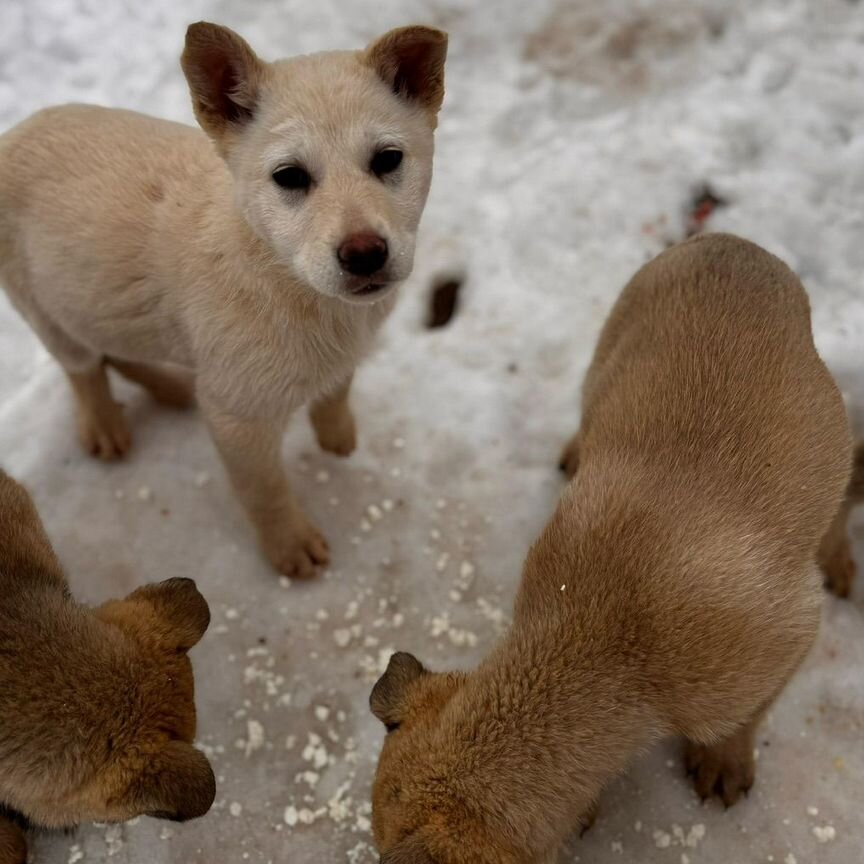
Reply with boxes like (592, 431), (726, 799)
(134, 741), (216, 822)
(370, 652), (427, 730)
(181, 22), (267, 148)
(365, 27), (448, 119)
(97, 578), (211, 653)
(380, 834), (437, 864)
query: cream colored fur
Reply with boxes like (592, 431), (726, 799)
(0, 22), (447, 577)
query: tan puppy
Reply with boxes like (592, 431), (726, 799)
(0, 470), (215, 863)
(369, 234), (852, 864)
(0, 22), (447, 577)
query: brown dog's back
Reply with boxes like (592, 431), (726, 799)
(536, 233), (851, 738)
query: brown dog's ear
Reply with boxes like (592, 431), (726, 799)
(181, 22), (266, 144)
(365, 27), (448, 117)
(0, 469), (65, 586)
(134, 741), (216, 822)
(97, 578), (211, 653)
(380, 834), (437, 864)
(370, 652), (427, 729)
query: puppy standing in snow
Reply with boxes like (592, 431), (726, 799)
(0, 23), (447, 577)
(369, 234), (853, 864)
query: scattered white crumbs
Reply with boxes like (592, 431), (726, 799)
(245, 719), (265, 757)
(367, 503), (383, 521)
(104, 824), (123, 856)
(229, 802), (243, 817)
(654, 830), (672, 849)
(194, 471), (210, 487)
(813, 824), (836, 843)
(334, 628), (353, 648)
(68, 846), (84, 864)
(137, 486), (152, 502)
(315, 705), (331, 722)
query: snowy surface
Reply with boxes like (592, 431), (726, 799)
(1, 0), (863, 862)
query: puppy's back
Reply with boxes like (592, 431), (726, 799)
(579, 233), (850, 554)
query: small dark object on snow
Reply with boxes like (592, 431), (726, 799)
(427, 275), (463, 328)
(686, 184), (728, 237)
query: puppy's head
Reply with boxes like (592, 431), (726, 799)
(182, 23), (447, 304)
(38, 578), (215, 827)
(370, 654), (516, 864)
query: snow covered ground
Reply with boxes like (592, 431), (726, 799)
(1, 0), (863, 862)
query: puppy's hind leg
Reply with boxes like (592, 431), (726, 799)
(819, 442), (864, 599)
(0, 814), (27, 864)
(684, 716), (758, 808)
(107, 357), (195, 409)
(819, 501), (856, 598)
(67, 363), (132, 460)
(8, 297), (130, 460)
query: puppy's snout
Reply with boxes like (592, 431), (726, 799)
(337, 233), (388, 277)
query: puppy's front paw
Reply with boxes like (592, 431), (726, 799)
(314, 408), (357, 457)
(685, 738), (755, 807)
(77, 401), (132, 461)
(262, 518), (330, 579)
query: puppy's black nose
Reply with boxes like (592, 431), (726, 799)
(337, 233), (388, 277)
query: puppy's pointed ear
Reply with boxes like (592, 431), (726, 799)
(370, 652), (427, 730)
(97, 578), (211, 653)
(134, 741), (216, 822)
(181, 22), (266, 145)
(380, 834), (437, 864)
(365, 27), (448, 118)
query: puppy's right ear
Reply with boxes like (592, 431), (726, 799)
(97, 578), (211, 653)
(370, 652), (427, 730)
(134, 741), (216, 822)
(181, 22), (266, 148)
(380, 834), (437, 864)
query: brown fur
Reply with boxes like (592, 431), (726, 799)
(0, 471), (215, 862)
(0, 23), (447, 578)
(369, 234), (852, 864)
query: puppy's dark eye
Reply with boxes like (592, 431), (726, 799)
(273, 166), (311, 191)
(385, 722), (401, 733)
(371, 149), (403, 177)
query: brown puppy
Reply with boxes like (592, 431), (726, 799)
(369, 234), (852, 864)
(0, 471), (215, 863)
(0, 22), (447, 578)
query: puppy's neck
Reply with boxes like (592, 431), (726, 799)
(438, 622), (659, 856)
(430, 460), (669, 856)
